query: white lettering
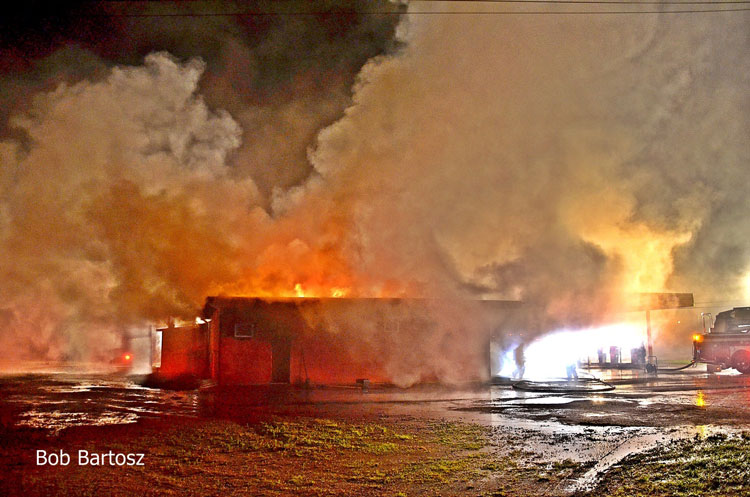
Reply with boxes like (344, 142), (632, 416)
(36, 449), (146, 466)
(37, 450), (69, 466)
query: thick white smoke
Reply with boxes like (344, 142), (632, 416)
(0, 6), (747, 381)
(0, 53), (259, 361)
(300, 8), (749, 330)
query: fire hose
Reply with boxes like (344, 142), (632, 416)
(651, 360), (697, 373)
(511, 377), (615, 393)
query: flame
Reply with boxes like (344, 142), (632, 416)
(288, 283), (350, 298)
(563, 183), (694, 298)
(583, 227), (692, 295)
(289, 283), (350, 298)
(208, 231), (410, 299)
(294, 283), (305, 297)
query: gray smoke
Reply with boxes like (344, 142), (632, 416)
(300, 7), (749, 330)
(0, 3), (747, 380)
(0, 2), (404, 363)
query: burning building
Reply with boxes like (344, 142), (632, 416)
(149, 293), (697, 386)
(151, 297), (523, 387)
(0, 3), (746, 375)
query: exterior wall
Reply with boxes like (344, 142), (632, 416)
(271, 339), (292, 383)
(287, 298), (510, 385)
(201, 297), (523, 386)
(156, 325), (208, 379)
(161, 296), (694, 386)
(218, 335), (273, 384)
(209, 317), (220, 381)
(205, 299), (297, 385)
(289, 335), (388, 384)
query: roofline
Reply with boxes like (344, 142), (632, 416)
(201, 296), (525, 317)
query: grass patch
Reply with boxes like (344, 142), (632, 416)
(1, 416), (587, 497)
(586, 434), (750, 497)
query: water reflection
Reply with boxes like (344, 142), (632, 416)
(2, 374), (199, 433)
(695, 424), (708, 439)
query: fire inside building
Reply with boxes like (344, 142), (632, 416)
(148, 293), (697, 387)
(150, 297), (524, 386)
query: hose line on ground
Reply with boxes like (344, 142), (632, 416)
(655, 360), (697, 373)
(511, 377), (616, 393)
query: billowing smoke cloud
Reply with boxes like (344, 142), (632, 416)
(0, 2), (747, 379)
(0, 53), (255, 360)
(0, 2), (404, 364)
(301, 10), (749, 330)
(0, 1), (405, 202)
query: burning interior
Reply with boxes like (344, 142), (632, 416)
(151, 297), (523, 386)
(148, 293), (695, 387)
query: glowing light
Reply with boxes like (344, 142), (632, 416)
(695, 391), (706, 408)
(695, 425), (708, 439)
(331, 288), (347, 298)
(693, 334), (703, 343)
(123, 354), (132, 362)
(571, 211), (692, 294)
(503, 322), (647, 379)
(496, 342), (522, 378)
(294, 283), (305, 297)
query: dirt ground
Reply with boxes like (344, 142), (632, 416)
(1, 368), (750, 496)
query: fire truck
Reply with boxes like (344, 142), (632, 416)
(693, 307), (750, 373)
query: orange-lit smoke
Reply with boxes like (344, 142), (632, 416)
(0, 3), (747, 379)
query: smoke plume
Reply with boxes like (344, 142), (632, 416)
(0, 2), (747, 379)
(303, 9), (749, 326)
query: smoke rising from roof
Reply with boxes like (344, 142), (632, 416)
(302, 10), (748, 324)
(0, 3), (747, 375)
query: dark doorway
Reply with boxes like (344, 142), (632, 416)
(271, 338), (292, 383)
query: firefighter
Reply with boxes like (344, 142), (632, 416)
(597, 348), (606, 364)
(566, 363), (578, 380)
(610, 346), (621, 364)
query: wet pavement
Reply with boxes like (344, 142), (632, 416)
(2, 364), (749, 494)
(0, 374), (201, 432)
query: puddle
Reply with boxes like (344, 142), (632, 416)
(2, 374), (200, 433)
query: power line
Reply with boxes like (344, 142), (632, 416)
(693, 301), (749, 306)
(414, 0), (750, 3)
(403, 7), (750, 12)
(67, 8), (750, 17)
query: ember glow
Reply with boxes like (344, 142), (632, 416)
(287, 283), (349, 299)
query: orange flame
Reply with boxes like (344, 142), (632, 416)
(205, 204), (414, 300)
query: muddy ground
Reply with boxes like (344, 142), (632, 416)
(1, 366), (749, 496)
